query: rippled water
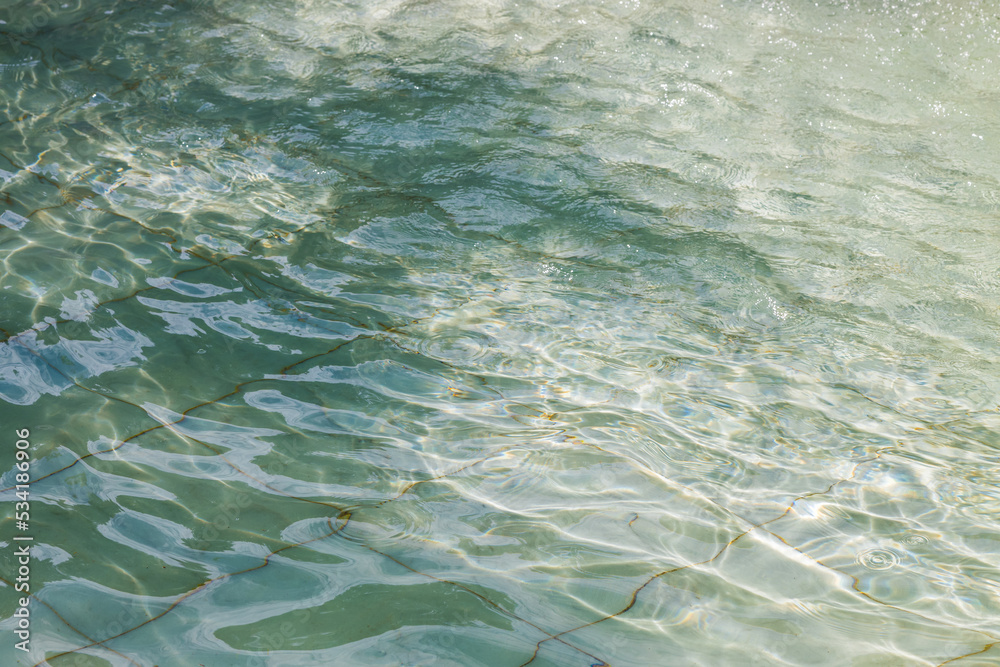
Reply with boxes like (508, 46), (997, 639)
(1, 0), (999, 665)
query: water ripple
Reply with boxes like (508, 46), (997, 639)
(856, 548), (901, 571)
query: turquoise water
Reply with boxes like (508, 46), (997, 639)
(1, 0), (999, 665)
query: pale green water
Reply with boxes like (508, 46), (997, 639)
(1, 0), (999, 665)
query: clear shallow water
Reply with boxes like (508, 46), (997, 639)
(0, 0), (999, 664)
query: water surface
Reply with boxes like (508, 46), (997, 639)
(1, 0), (999, 665)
